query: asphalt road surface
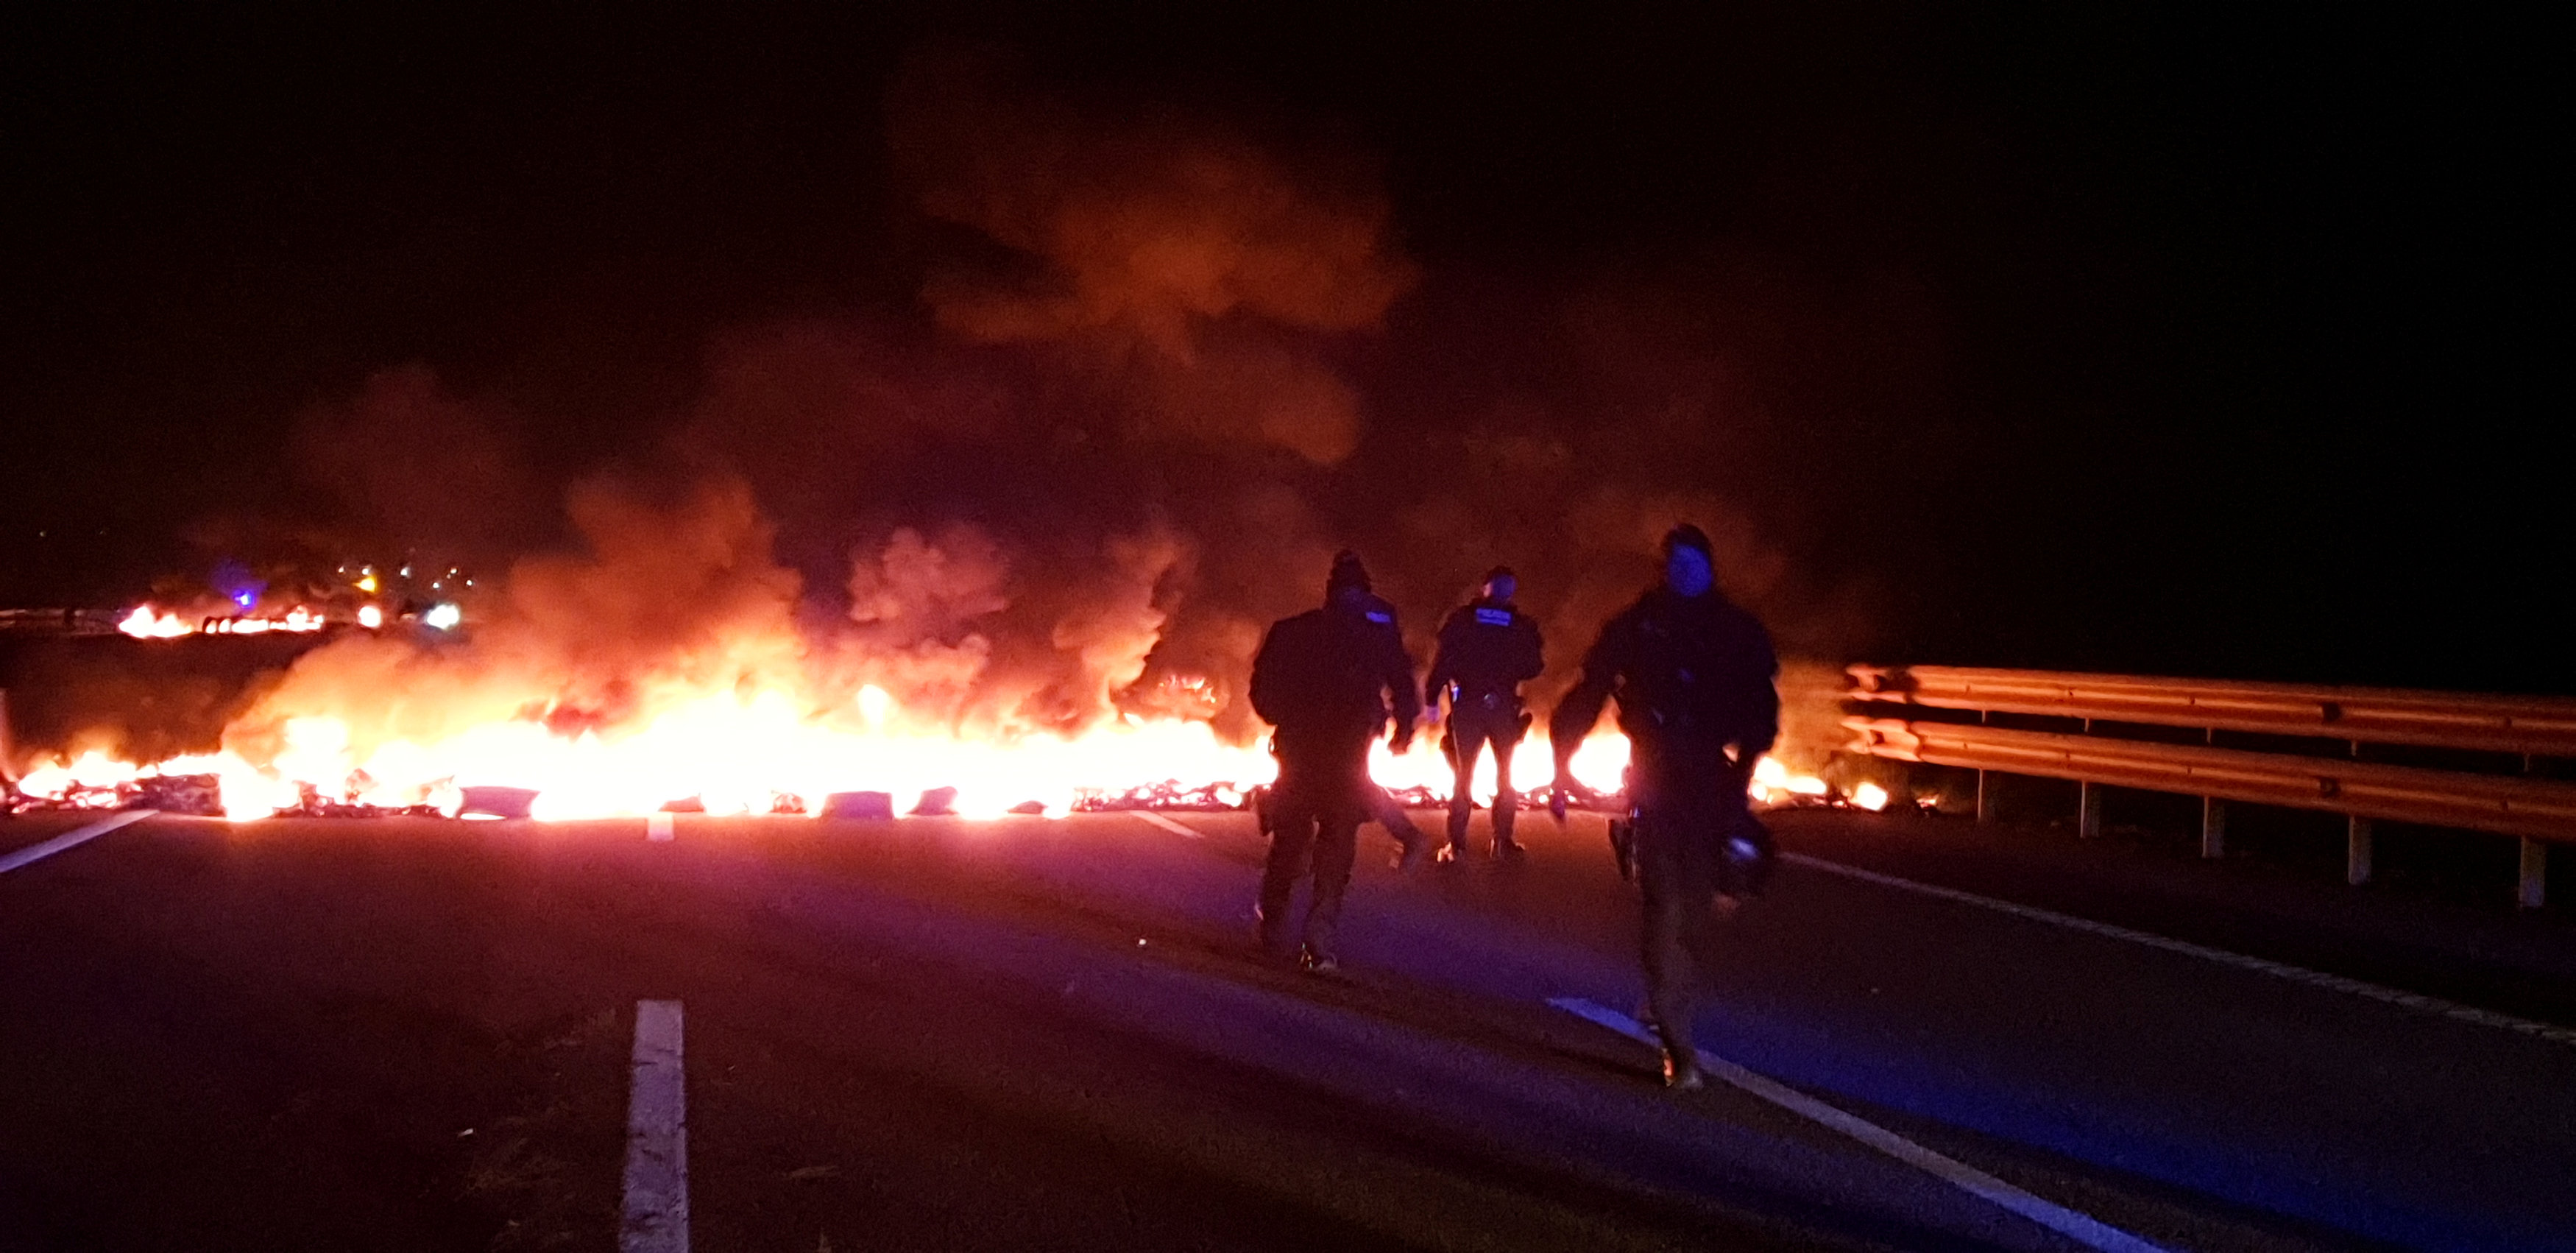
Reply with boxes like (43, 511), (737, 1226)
(3, 803), (2570, 1252)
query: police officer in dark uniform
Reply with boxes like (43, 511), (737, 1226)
(1248, 551), (1423, 972)
(1549, 525), (1779, 1089)
(1424, 566), (1545, 862)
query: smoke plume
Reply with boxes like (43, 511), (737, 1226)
(38, 38), (1910, 782)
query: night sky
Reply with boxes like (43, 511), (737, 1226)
(2, 5), (2559, 692)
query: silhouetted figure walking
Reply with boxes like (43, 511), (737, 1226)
(1248, 551), (1422, 972)
(1425, 566), (1543, 861)
(1550, 526), (1779, 1088)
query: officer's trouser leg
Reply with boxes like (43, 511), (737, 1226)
(1635, 806), (1716, 1062)
(1303, 812), (1362, 961)
(1259, 802), (1317, 959)
(1446, 717), (1486, 853)
(1371, 786), (1423, 847)
(1490, 728), (1521, 848)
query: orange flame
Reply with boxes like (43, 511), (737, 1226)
(117, 606), (194, 639)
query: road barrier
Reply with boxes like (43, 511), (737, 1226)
(1844, 666), (2576, 908)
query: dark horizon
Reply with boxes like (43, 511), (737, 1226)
(3, 4), (2558, 692)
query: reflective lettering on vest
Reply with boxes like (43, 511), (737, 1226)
(1473, 607), (1512, 627)
(1365, 611), (1393, 624)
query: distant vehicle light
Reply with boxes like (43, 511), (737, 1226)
(423, 603), (463, 631)
(357, 605), (385, 629)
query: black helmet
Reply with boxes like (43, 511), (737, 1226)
(1661, 524), (1714, 561)
(1326, 550), (1372, 598)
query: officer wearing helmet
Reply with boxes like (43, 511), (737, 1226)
(1247, 551), (1423, 972)
(1424, 566), (1544, 862)
(1549, 525), (1779, 1090)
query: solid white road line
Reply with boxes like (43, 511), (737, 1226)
(1131, 811), (1203, 839)
(1782, 852), (2576, 1048)
(1551, 998), (2168, 1253)
(0, 810), (157, 876)
(620, 999), (690, 1253)
(646, 812), (675, 841)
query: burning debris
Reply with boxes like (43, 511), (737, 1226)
(2, 681), (1880, 823)
(1075, 780), (1251, 813)
(115, 599), (461, 640)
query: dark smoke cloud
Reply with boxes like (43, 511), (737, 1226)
(224, 476), (808, 763)
(886, 42), (1415, 465)
(523, 43), (1885, 755)
(52, 38), (1907, 774)
(291, 364), (552, 571)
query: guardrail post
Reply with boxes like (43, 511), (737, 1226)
(2515, 753), (2547, 908)
(2196, 727), (2225, 858)
(2074, 719), (2100, 837)
(2346, 817), (2373, 886)
(1973, 710), (1992, 822)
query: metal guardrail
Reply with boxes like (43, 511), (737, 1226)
(1847, 664), (2576, 757)
(0, 608), (125, 637)
(1845, 666), (2569, 908)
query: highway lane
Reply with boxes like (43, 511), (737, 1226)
(0, 806), (2568, 1250)
(938, 808), (2576, 1249)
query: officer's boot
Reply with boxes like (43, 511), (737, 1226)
(1490, 787), (1526, 861)
(1652, 990), (1705, 1090)
(1440, 795), (1473, 865)
(1661, 1045), (1706, 1093)
(1255, 875), (1299, 963)
(1302, 889), (1343, 974)
(1380, 800), (1431, 872)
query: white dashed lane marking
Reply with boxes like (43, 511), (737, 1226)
(620, 999), (690, 1253)
(1783, 853), (2576, 1048)
(0, 810), (158, 876)
(1131, 811), (1204, 839)
(1551, 998), (2170, 1253)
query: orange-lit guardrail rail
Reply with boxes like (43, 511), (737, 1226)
(1845, 666), (2576, 908)
(1847, 665), (2576, 757)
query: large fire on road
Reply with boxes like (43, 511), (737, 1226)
(11, 691), (1656, 823)
(11, 631), (1863, 823)
(10, 489), (1882, 824)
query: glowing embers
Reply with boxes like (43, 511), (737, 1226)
(1750, 755), (1830, 805)
(1747, 756), (1900, 811)
(8, 750), (243, 817)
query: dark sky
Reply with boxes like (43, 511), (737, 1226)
(2, 4), (2559, 691)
